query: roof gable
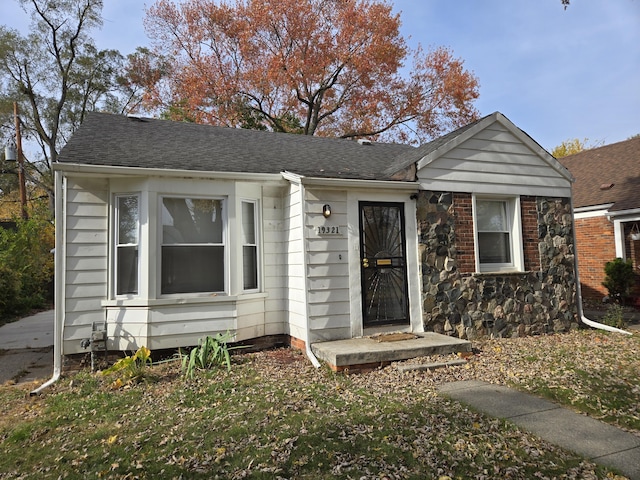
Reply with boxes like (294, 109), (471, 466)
(403, 112), (573, 197)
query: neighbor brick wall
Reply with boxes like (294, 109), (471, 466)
(574, 215), (615, 300)
(453, 193), (475, 273)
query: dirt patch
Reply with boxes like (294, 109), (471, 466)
(371, 332), (418, 342)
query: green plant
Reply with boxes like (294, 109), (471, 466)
(602, 258), (635, 304)
(600, 303), (627, 329)
(180, 332), (246, 378)
(102, 346), (153, 388)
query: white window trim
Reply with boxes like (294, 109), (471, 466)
(473, 195), (524, 273)
(158, 195), (229, 297)
(241, 199), (260, 292)
(113, 193), (141, 298)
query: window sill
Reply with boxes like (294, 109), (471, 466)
(102, 292), (268, 308)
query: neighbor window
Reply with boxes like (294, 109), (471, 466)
(115, 195), (139, 295)
(241, 201), (258, 290)
(161, 197), (225, 294)
(474, 196), (523, 272)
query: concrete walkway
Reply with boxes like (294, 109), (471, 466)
(439, 380), (640, 480)
(0, 310), (54, 384)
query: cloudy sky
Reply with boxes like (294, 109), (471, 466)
(1, 0), (638, 151)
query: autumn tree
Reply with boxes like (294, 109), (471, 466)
(136, 0), (479, 144)
(551, 138), (601, 158)
(0, 0), (141, 201)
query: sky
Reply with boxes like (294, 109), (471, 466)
(1, 0), (639, 152)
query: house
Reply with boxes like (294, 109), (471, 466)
(558, 137), (640, 304)
(52, 111), (577, 369)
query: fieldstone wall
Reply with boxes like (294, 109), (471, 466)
(417, 191), (579, 339)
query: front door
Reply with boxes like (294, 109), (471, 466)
(359, 202), (409, 328)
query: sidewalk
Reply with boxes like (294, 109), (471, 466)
(0, 310), (54, 384)
(439, 380), (640, 480)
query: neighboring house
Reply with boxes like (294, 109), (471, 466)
(53, 111), (576, 363)
(558, 137), (640, 304)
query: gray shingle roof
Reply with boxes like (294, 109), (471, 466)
(558, 136), (640, 211)
(57, 112), (418, 181)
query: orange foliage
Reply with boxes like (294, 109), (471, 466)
(136, 0), (479, 143)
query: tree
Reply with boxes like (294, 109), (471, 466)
(551, 138), (600, 158)
(0, 0), (138, 201)
(135, 0), (480, 144)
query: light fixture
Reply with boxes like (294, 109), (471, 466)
(322, 204), (331, 218)
(4, 140), (17, 162)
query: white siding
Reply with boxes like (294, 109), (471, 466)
(418, 123), (572, 197)
(283, 183), (307, 341)
(62, 178), (108, 354)
(262, 186), (287, 336)
(305, 188), (351, 342)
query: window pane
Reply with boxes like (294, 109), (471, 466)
(243, 246), (258, 290)
(118, 196), (138, 244)
(242, 202), (255, 244)
(162, 198), (223, 244)
(117, 246), (138, 295)
(477, 200), (507, 232)
(478, 232), (511, 264)
(162, 246), (224, 294)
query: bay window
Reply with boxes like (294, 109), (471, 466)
(242, 201), (259, 290)
(115, 195), (139, 295)
(161, 197), (226, 294)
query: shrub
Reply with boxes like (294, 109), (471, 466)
(0, 208), (54, 321)
(602, 258), (635, 304)
(102, 346), (153, 388)
(600, 303), (627, 329)
(180, 332), (247, 378)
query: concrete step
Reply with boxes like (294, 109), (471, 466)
(311, 332), (471, 372)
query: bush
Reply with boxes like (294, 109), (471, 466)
(602, 258), (635, 304)
(0, 208), (54, 321)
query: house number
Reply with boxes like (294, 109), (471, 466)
(317, 226), (341, 235)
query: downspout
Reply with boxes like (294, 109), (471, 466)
(31, 172), (67, 395)
(571, 198), (632, 336)
(286, 172), (321, 368)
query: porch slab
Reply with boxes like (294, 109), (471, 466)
(311, 332), (471, 372)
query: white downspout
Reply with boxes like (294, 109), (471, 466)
(31, 172), (67, 395)
(283, 171), (321, 367)
(571, 198), (632, 336)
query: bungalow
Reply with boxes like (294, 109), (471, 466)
(51, 111), (578, 369)
(558, 137), (640, 305)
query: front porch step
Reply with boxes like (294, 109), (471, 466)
(311, 332), (471, 372)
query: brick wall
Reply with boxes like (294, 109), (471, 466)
(574, 216), (615, 301)
(521, 196), (541, 271)
(453, 193), (475, 273)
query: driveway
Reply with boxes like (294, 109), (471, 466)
(0, 310), (54, 385)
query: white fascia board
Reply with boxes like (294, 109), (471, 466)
(574, 205), (613, 219)
(606, 208), (640, 219)
(54, 162), (285, 184)
(282, 171), (419, 190)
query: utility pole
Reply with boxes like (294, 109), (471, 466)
(14, 102), (28, 219)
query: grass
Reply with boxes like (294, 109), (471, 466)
(0, 334), (634, 480)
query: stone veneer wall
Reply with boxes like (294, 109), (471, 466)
(417, 191), (579, 339)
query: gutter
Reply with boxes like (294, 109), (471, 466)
(282, 171), (321, 368)
(571, 197), (632, 336)
(31, 172), (67, 395)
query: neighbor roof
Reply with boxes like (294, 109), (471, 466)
(558, 136), (640, 211)
(57, 112), (416, 181)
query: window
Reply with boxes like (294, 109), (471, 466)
(115, 195), (139, 295)
(474, 196), (523, 272)
(161, 197), (225, 294)
(241, 201), (258, 290)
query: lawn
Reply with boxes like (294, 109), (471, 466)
(0, 329), (637, 479)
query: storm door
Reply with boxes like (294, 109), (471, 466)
(359, 202), (409, 328)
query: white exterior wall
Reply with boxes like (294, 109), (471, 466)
(304, 189), (351, 342)
(418, 122), (572, 196)
(283, 183), (307, 342)
(62, 178), (109, 354)
(61, 173), (287, 354)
